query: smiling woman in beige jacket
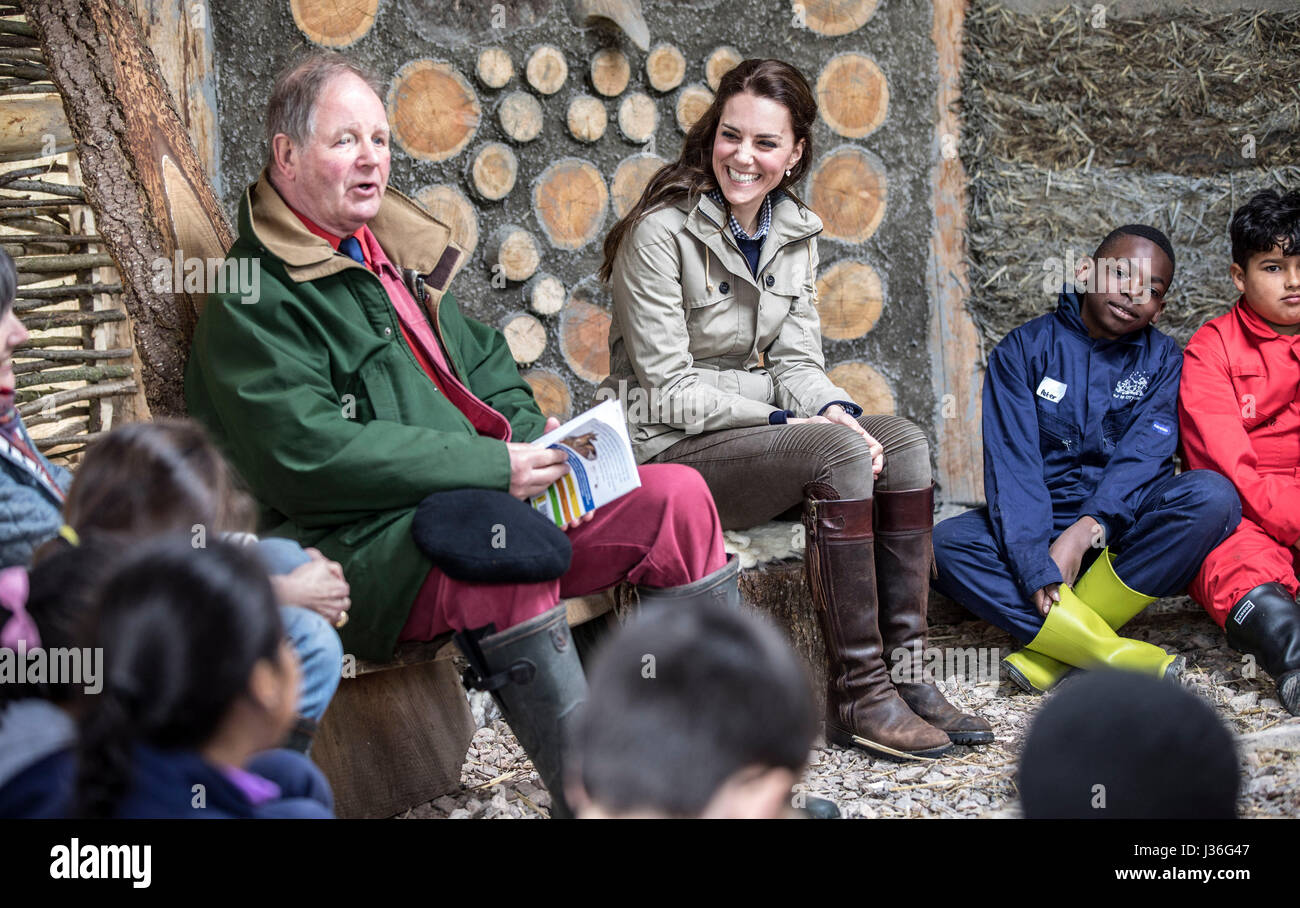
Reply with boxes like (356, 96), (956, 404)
(599, 59), (990, 760)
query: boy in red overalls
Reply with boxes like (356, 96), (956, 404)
(1180, 189), (1300, 714)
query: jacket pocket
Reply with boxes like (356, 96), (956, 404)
(357, 353), (401, 422)
(1036, 406), (1080, 455)
(682, 290), (740, 357)
(1102, 403), (1135, 448)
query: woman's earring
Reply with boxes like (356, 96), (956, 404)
(785, 169), (792, 177)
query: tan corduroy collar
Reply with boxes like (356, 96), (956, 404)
(244, 169), (467, 292)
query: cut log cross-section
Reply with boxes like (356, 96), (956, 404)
(705, 45), (741, 92)
(522, 368), (572, 421)
(413, 184), (480, 259)
(676, 84), (714, 134)
(796, 0), (879, 36)
(645, 43), (686, 92)
(498, 90), (544, 143)
(487, 226), (540, 283)
(827, 361), (895, 415)
(567, 95), (608, 143)
(388, 60), (480, 163)
(617, 92), (657, 144)
(590, 48), (630, 97)
(809, 146), (887, 243)
(24, 0), (234, 418)
(560, 293), (612, 384)
(469, 142), (518, 201)
(815, 260), (882, 340)
(476, 47), (513, 89)
(817, 53), (888, 139)
(502, 313), (547, 365)
(611, 152), (666, 218)
(289, 0), (380, 47)
(524, 273), (566, 316)
(525, 44), (567, 95)
(533, 159), (609, 251)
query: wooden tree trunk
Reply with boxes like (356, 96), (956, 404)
(22, 0), (234, 418)
(522, 368), (572, 421)
(501, 312), (547, 366)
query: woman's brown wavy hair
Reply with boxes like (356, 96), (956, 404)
(598, 58), (817, 283)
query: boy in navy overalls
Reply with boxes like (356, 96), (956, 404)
(934, 225), (1239, 692)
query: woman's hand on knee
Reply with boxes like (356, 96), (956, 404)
(822, 406), (884, 476)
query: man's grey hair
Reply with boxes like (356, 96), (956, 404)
(264, 53), (384, 166)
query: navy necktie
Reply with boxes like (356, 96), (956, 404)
(339, 235), (365, 265)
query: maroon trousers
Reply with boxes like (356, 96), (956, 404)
(398, 463), (727, 639)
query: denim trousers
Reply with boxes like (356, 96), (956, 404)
(254, 537), (345, 721)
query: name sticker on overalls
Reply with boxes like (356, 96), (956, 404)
(1036, 377), (1067, 403)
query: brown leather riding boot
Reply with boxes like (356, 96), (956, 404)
(804, 496), (952, 760)
(875, 485), (994, 746)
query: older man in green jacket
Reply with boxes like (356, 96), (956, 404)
(186, 53), (734, 816)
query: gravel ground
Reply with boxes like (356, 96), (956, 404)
(396, 596), (1300, 819)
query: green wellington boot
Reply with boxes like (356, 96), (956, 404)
(1003, 548), (1160, 693)
(1020, 581), (1183, 681)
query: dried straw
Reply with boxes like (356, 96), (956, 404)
(961, 2), (1300, 348)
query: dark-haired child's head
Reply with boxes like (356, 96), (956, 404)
(567, 602), (817, 819)
(0, 248), (29, 406)
(1075, 225), (1174, 341)
(76, 537), (298, 817)
(60, 419), (255, 547)
(1018, 670), (1238, 819)
(1229, 189), (1300, 335)
(0, 538), (120, 711)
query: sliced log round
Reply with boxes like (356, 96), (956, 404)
(289, 0), (379, 48)
(567, 95), (608, 143)
(797, 0), (879, 36)
(646, 43), (686, 93)
(523, 368), (572, 420)
(533, 159), (609, 251)
(498, 90), (544, 143)
(476, 47), (514, 89)
(816, 53), (888, 139)
(611, 152), (666, 218)
(808, 146), (887, 243)
(826, 361), (895, 415)
(487, 226), (540, 283)
(617, 92), (657, 144)
(560, 288), (612, 384)
(704, 45), (742, 92)
(469, 142), (519, 200)
(412, 183), (480, 259)
(815, 260), (882, 340)
(502, 312), (547, 365)
(525, 44), (568, 95)
(388, 60), (480, 162)
(590, 48), (631, 97)
(675, 83), (714, 134)
(524, 273), (566, 316)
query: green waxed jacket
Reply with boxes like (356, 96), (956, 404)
(185, 172), (547, 660)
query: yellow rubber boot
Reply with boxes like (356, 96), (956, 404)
(1003, 549), (1160, 693)
(1023, 583), (1182, 680)
(1072, 547), (1156, 628)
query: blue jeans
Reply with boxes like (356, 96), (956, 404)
(254, 538), (343, 721)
